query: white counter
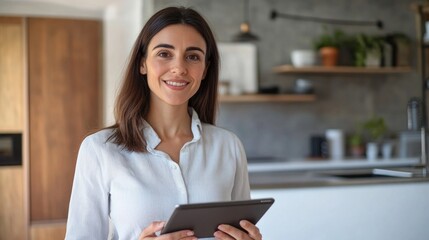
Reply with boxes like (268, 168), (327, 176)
(252, 181), (429, 240)
(248, 157), (421, 173)
(249, 158), (429, 240)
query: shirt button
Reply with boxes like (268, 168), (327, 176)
(171, 165), (177, 170)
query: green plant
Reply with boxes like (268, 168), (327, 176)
(348, 130), (365, 157)
(362, 116), (387, 142)
(348, 122), (364, 147)
(348, 132), (363, 147)
(353, 34), (384, 66)
(313, 29), (346, 50)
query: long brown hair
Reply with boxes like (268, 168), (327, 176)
(108, 7), (219, 152)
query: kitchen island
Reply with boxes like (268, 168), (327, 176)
(248, 158), (429, 240)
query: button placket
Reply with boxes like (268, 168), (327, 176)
(169, 161), (188, 203)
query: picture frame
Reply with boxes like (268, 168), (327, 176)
(217, 42), (258, 94)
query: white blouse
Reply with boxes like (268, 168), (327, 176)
(65, 109), (251, 240)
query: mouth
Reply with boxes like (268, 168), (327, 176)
(163, 80), (189, 88)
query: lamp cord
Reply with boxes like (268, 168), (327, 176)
(244, 0), (249, 23)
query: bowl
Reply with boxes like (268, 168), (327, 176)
(290, 50), (316, 67)
(293, 79), (313, 93)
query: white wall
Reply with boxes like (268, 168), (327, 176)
(102, 0), (145, 126)
(0, 1), (103, 19)
(102, 0), (156, 126)
(252, 182), (429, 240)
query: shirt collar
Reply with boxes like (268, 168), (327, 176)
(143, 108), (202, 151)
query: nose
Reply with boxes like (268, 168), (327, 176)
(170, 59), (187, 75)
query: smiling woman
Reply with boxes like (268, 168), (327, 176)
(65, 6), (263, 240)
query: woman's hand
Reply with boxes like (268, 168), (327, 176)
(213, 220), (262, 240)
(138, 221), (197, 240)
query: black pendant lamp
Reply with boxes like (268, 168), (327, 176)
(233, 0), (259, 42)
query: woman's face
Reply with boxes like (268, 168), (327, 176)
(141, 24), (207, 107)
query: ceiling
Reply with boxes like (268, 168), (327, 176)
(1, 0), (115, 11)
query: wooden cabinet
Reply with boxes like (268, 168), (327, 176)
(0, 17), (26, 240)
(0, 167), (25, 240)
(0, 15), (102, 239)
(28, 18), (102, 222)
(30, 222), (67, 240)
(0, 17), (24, 132)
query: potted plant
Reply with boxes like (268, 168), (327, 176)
(362, 116), (387, 160)
(353, 34), (384, 67)
(348, 130), (364, 158)
(362, 116), (387, 141)
(313, 29), (345, 67)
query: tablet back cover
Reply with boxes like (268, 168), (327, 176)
(161, 198), (274, 238)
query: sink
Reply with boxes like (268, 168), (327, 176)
(320, 168), (415, 179)
(326, 173), (399, 179)
(249, 168), (421, 188)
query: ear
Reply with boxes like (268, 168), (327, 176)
(140, 62), (147, 75)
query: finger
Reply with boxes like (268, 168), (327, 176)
(240, 220), (262, 240)
(162, 230), (196, 240)
(139, 221), (165, 239)
(214, 229), (234, 240)
(217, 224), (249, 240)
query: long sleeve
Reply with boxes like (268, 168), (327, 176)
(231, 135), (251, 200)
(65, 136), (110, 239)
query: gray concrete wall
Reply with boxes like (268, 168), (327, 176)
(153, 0), (421, 160)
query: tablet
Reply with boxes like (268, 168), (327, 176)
(160, 198), (274, 238)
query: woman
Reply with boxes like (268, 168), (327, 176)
(65, 6), (262, 240)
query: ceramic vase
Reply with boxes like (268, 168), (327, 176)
(366, 142), (379, 161)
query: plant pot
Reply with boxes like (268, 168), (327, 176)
(350, 145), (365, 158)
(365, 50), (381, 67)
(319, 47), (339, 67)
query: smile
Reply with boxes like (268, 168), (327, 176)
(164, 81), (188, 87)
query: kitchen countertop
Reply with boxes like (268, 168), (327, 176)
(247, 157), (429, 189)
(248, 157), (421, 172)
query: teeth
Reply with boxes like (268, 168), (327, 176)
(165, 81), (187, 87)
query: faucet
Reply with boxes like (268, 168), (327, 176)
(373, 98), (428, 178)
(412, 97), (428, 176)
(420, 126), (428, 176)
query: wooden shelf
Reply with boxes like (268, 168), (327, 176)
(219, 94), (316, 103)
(273, 65), (413, 74)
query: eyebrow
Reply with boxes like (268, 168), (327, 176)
(153, 44), (205, 54)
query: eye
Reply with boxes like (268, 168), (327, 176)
(186, 54), (201, 62)
(157, 50), (172, 58)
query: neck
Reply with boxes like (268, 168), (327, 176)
(146, 101), (192, 140)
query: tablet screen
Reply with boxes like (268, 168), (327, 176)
(160, 198), (274, 238)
